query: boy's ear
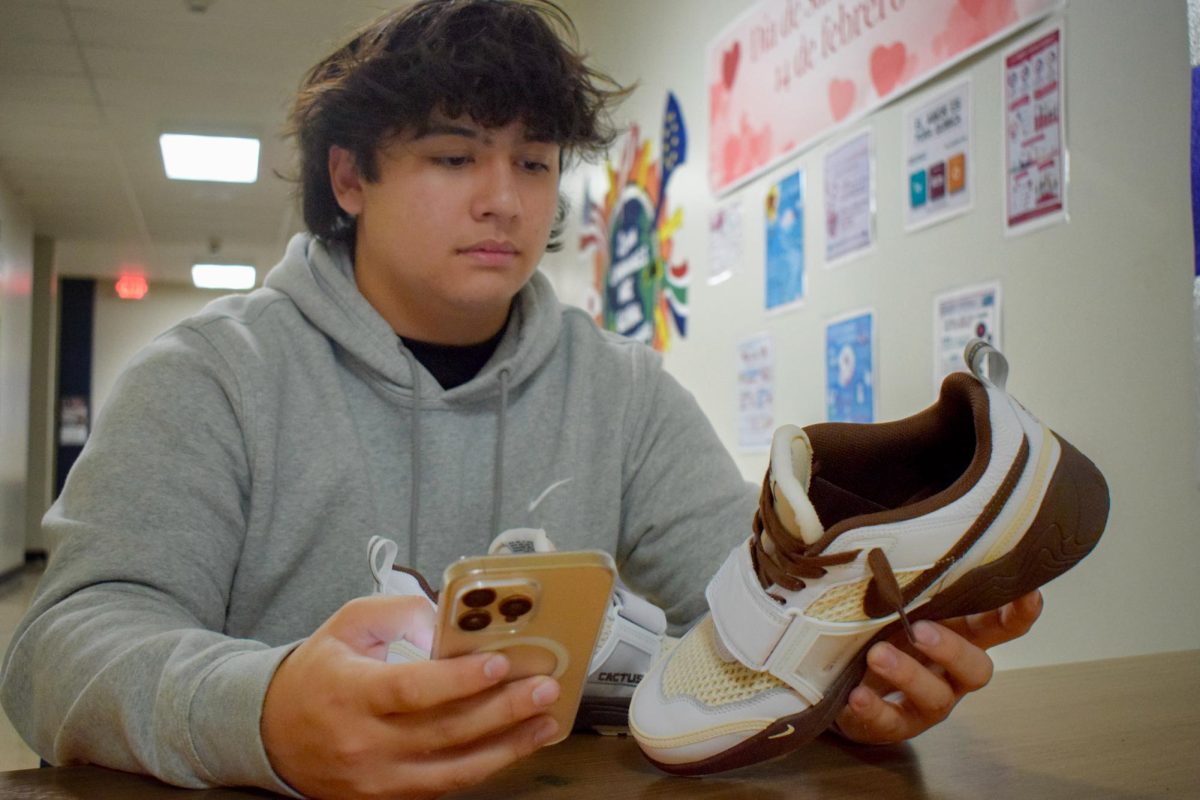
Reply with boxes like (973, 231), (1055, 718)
(328, 146), (365, 216)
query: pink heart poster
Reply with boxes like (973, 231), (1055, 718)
(708, 0), (1060, 194)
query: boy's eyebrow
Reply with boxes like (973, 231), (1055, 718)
(413, 123), (484, 141)
(410, 122), (559, 146)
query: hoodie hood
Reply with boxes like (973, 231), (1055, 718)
(264, 233), (564, 403)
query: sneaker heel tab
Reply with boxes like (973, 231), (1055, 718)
(368, 536), (400, 591)
(964, 338), (1009, 390)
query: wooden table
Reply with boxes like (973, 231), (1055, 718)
(2, 650), (1196, 798)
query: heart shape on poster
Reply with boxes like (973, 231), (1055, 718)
(722, 42), (741, 90)
(958, 0), (987, 18)
(869, 43), (907, 98)
(828, 79), (855, 121)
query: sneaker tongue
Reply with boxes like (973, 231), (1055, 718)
(768, 426), (825, 546)
(488, 528), (557, 555)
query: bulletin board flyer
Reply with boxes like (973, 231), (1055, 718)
(1004, 26), (1067, 233)
(933, 281), (1002, 394)
(905, 78), (972, 231)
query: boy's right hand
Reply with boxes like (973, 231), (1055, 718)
(261, 595), (561, 800)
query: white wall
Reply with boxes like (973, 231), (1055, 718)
(91, 282), (221, 418)
(0, 175), (33, 574)
(547, 0), (1200, 668)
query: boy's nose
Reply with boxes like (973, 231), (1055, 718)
(472, 160), (521, 221)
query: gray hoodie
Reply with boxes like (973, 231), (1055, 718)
(1, 234), (755, 792)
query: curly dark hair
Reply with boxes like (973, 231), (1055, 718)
(287, 0), (630, 251)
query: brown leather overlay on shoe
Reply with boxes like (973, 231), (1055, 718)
(862, 435), (1030, 619)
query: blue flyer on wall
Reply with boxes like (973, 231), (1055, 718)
(765, 170), (805, 311)
(825, 309), (875, 423)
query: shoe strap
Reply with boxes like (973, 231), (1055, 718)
(588, 584), (667, 676)
(613, 581), (668, 635)
(707, 536), (916, 706)
(706, 539), (794, 672)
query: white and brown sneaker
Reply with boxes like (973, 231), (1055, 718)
(628, 339), (1109, 774)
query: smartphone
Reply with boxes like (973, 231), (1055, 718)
(433, 549), (616, 744)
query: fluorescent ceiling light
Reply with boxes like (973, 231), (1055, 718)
(192, 263), (257, 290)
(160, 133), (260, 183)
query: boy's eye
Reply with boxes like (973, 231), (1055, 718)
(433, 155), (472, 167)
(521, 159), (551, 174)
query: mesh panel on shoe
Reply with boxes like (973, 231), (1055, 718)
(662, 618), (788, 706)
(804, 570), (924, 622)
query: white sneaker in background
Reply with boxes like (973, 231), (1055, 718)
(368, 528), (674, 733)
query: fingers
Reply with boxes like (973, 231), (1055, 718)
(836, 683), (912, 744)
(408, 674), (561, 752)
(835, 620), (995, 744)
(363, 650), (513, 714)
(326, 594), (437, 654)
(941, 590), (1043, 651)
(397, 714), (561, 798)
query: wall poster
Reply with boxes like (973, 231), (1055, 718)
(933, 280), (1001, 395)
(580, 93), (690, 351)
(765, 169), (806, 312)
(1004, 25), (1067, 234)
(707, 0), (1061, 194)
(825, 308), (876, 423)
(824, 128), (875, 266)
(709, 199), (743, 286)
(905, 78), (973, 231)
(737, 332), (775, 452)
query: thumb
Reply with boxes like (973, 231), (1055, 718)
(324, 595), (436, 658)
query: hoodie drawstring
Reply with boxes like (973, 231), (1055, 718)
(400, 350), (511, 569)
(401, 347), (423, 569)
(491, 367), (511, 546)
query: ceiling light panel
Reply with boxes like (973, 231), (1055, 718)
(160, 134), (260, 183)
(192, 263), (257, 290)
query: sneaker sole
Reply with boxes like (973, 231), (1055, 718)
(574, 697), (632, 735)
(644, 431), (1109, 775)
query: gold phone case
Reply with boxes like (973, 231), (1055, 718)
(433, 550), (616, 744)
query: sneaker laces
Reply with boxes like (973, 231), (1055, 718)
(749, 472), (917, 643)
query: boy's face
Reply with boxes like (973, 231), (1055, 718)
(329, 115), (561, 344)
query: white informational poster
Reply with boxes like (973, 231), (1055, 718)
(708, 199), (743, 286)
(933, 281), (1002, 394)
(1004, 25), (1068, 234)
(824, 130), (875, 266)
(736, 332), (774, 452)
(905, 79), (973, 231)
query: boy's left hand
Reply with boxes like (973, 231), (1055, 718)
(832, 589), (1044, 745)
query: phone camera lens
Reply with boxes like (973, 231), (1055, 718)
(498, 595), (533, 620)
(462, 588), (496, 608)
(458, 610), (491, 631)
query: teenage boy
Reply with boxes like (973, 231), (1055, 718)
(1, 2), (1041, 798)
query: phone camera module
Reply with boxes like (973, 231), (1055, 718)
(458, 609), (492, 631)
(462, 588), (497, 608)
(498, 595), (533, 621)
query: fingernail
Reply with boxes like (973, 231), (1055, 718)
(869, 643), (897, 671)
(535, 717), (559, 744)
(914, 622), (940, 647)
(531, 678), (560, 707)
(483, 654), (509, 680)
